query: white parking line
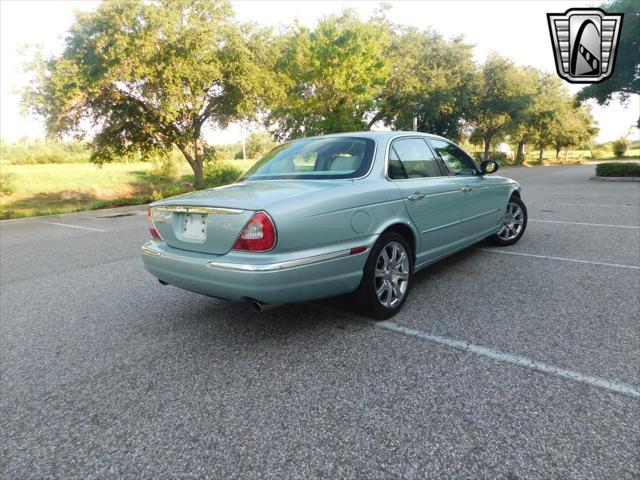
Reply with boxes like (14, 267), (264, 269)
(373, 321), (640, 400)
(530, 219), (640, 229)
(478, 248), (640, 270)
(310, 304), (640, 399)
(537, 202), (639, 208)
(41, 221), (107, 232)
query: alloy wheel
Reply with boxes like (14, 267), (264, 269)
(497, 201), (525, 241)
(374, 241), (410, 308)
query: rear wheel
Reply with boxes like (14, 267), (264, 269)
(491, 196), (528, 246)
(355, 232), (413, 320)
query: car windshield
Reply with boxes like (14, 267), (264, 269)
(240, 137), (376, 180)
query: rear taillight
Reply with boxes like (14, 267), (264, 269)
(147, 207), (163, 241)
(233, 211), (276, 251)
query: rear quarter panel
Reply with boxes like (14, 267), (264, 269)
(268, 179), (409, 253)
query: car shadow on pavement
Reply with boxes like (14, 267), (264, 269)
(162, 244), (485, 345)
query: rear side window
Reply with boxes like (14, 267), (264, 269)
(388, 138), (441, 180)
(428, 138), (478, 176)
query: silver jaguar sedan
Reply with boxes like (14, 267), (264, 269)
(141, 131), (526, 319)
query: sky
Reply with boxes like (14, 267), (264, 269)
(1, 0), (638, 145)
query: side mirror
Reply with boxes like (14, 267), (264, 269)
(480, 160), (499, 175)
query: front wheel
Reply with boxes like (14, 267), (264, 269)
(355, 232), (413, 320)
(491, 196), (528, 246)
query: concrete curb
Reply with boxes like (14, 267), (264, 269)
(0, 204), (147, 225)
(589, 176), (640, 182)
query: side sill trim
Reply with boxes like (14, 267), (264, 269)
(207, 248), (368, 272)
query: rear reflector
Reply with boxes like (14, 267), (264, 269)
(350, 246), (367, 255)
(147, 207), (163, 241)
(234, 211), (276, 251)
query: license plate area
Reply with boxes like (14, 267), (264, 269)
(181, 213), (207, 241)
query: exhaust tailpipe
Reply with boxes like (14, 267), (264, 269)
(246, 298), (280, 312)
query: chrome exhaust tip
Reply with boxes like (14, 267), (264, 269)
(245, 298), (279, 312)
(250, 299), (263, 312)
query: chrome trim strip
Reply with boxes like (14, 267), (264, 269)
(421, 209), (502, 234)
(155, 206), (244, 215)
(421, 219), (462, 235)
(207, 247), (368, 272)
(141, 243), (161, 256)
(461, 209), (502, 223)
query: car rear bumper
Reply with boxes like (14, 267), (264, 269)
(140, 238), (376, 304)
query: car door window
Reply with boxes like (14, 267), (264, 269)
(388, 138), (441, 179)
(429, 139), (477, 176)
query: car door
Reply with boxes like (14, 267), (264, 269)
(387, 137), (464, 265)
(427, 138), (502, 238)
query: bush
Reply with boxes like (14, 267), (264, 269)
(0, 172), (16, 196)
(473, 151), (509, 166)
(0, 141), (91, 164)
(150, 156), (178, 180)
(595, 162), (640, 177)
(590, 145), (606, 160)
(204, 162), (242, 188)
(612, 138), (630, 158)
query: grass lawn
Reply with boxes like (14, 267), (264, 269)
(0, 152), (638, 220)
(0, 159), (257, 219)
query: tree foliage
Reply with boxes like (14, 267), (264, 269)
(576, 0), (639, 105)
(22, 0), (281, 189)
(267, 11), (391, 140)
(467, 54), (537, 160)
(22, 1), (603, 178)
(245, 131), (276, 159)
(373, 27), (477, 140)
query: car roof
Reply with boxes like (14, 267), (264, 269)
(297, 131), (449, 143)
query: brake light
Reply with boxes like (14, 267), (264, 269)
(147, 207), (163, 241)
(234, 211), (276, 251)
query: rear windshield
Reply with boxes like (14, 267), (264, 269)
(240, 137), (376, 181)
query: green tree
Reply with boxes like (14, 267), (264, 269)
(245, 131), (276, 159)
(510, 73), (565, 164)
(468, 54), (533, 161)
(530, 99), (597, 163)
(268, 11), (391, 140)
(370, 27), (477, 139)
(550, 105), (598, 159)
(22, 0), (281, 189)
(576, 0), (639, 107)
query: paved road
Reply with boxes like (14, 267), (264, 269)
(1, 165), (639, 479)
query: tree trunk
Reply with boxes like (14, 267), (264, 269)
(515, 140), (525, 164)
(538, 146), (544, 164)
(483, 136), (492, 161)
(192, 159), (205, 190)
(193, 138), (206, 190)
(555, 147), (561, 159)
(176, 141), (206, 190)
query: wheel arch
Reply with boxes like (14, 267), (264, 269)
(377, 221), (419, 263)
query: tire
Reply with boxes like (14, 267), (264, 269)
(491, 196), (528, 246)
(355, 232), (413, 320)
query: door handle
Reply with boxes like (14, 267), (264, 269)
(407, 192), (426, 201)
(461, 186), (473, 192)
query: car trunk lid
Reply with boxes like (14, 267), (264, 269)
(150, 180), (340, 255)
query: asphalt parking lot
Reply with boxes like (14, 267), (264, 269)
(1, 164), (639, 479)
